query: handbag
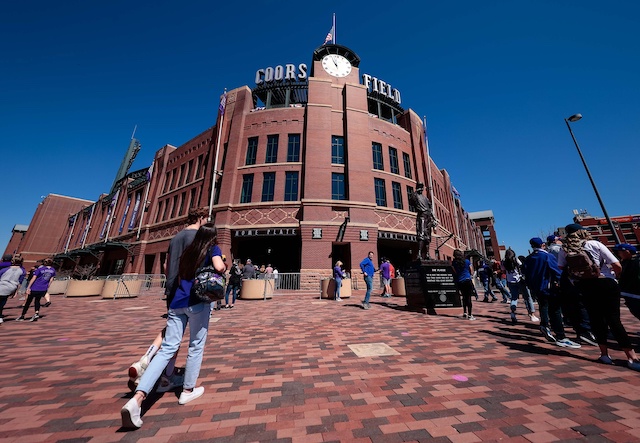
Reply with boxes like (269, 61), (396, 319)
(192, 266), (226, 302)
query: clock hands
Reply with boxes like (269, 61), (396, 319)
(332, 55), (338, 68)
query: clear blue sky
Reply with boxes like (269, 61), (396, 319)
(2, 1), (639, 258)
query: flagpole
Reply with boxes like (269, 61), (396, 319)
(208, 89), (226, 222)
(333, 13), (336, 44)
(137, 165), (153, 240)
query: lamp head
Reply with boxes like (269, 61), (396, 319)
(567, 114), (582, 122)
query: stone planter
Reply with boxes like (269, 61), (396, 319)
(391, 277), (406, 297)
(65, 280), (105, 297)
(48, 279), (69, 295)
(239, 279), (273, 300)
(320, 278), (351, 299)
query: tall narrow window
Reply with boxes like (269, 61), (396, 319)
(186, 159), (194, 183)
(162, 171), (171, 193)
(407, 185), (416, 212)
(189, 187), (197, 209)
(266, 135), (279, 163)
(162, 198), (170, 220)
(246, 137), (258, 165)
(332, 135), (345, 164)
(287, 134), (300, 162)
(170, 195), (179, 218)
(240, 174), (254, 203)
(372, 142), (383, 170)
(178, 191), (186, 215)
(178, 164), (186, 187)
(195, 154), (204, 178)
(155, 201), (164, 223)
(284, 171), (299, 201)
(332, 173), (346, 200)
(374, 178), (387, 206)
(392, 182), (403, 210)
(389, 147), (399, 174)
(261, 172), (276, 202)
(402, 152), (412, 179)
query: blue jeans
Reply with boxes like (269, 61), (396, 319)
(364, 275), (373, 304)
(137, 302), (211, 394)
(481, 278), (492, 298)
(493, 278), (511, 301)
(334, 278), (342, 299)
(534, 289), (566, 340)
(508, 281), (535, 314)
(225, 284), (239, 305)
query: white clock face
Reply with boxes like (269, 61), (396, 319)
(321, 54), (352, 77)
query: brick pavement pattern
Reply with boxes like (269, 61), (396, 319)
(1, 292), (640, 442)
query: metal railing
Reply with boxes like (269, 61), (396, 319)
(106, 274), (166, 299)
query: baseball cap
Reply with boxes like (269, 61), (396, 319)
(546, 235), (559, 243)
(529, 237), (544, 248)
(613, 243), (637, 254)
(565, 223), (586, 234)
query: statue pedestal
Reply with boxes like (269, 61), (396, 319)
(404, 260), (461, 314)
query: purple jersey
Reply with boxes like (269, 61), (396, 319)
(380, 262), (391, 280)
(31, 266), (56, 291)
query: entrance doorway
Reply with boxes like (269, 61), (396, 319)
(233, 235), (301, 272)
(144, 254), (156, 274)
(331, 243), (351, 273)
(377, 239), (414, 275)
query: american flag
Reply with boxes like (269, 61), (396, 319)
(219, 90), (227, 115)
(324, 29), (333, 45)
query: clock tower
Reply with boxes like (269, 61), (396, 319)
(301, 43), (374, 272)
(310, 44), (361, 82)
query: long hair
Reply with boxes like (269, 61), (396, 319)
(452, 249), (465, 267)
(503, 248), (518, 272)
(563, 229), (591, 254)
(178, 223), (218, 280)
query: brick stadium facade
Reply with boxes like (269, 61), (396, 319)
(7, 44), (489, 278)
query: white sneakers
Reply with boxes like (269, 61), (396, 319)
(121, 385), (205, 429)
(179, 386), (204, 405)
(121, 398), (143, 429)
(530, 314), (539, 322)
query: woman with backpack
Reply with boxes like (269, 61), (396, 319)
(558, 223), (640, 371)
(503, 248), (538, 324)
(121, 223), (224, 429)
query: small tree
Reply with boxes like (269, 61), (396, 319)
(74, 264), (98, 280)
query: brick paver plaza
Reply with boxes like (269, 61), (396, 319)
(2, 290), (640, 442)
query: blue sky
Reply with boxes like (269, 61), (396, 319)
(2, 1), (639, 258)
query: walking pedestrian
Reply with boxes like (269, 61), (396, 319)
(121, 223), (224, 429)
(558, 224), (640, 370)
(503, 248), (538, 324)
(0, 256), (26, 322)
(224, 259), (242, 309)
(359, 251), (376, 310)
(452, 250), (476, 320)
(379, 258), (392, 297)
(17, 258), (56, 322)
(524, 238), (580, 349)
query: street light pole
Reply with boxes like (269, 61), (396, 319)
(564, 114), (622, 244)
